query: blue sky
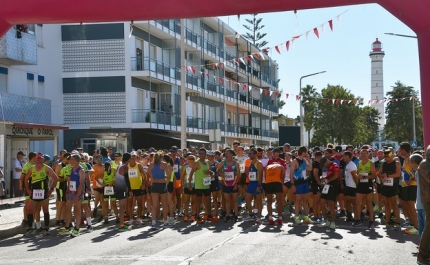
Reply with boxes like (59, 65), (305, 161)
(219, 3), (420, 119)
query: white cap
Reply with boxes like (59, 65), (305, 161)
(130, 151), (138, 156)
(244, 146), (250, 150)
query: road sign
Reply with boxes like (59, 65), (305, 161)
(410, 141), (418, 148)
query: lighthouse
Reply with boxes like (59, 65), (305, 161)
(369, 38), (385, 128)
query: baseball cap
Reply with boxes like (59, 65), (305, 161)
(130, 151), (138, 156)
(149, 147), (156, 152)
(335, 146), (343, 152)
(244, 146), (250, 151)
(17, 151), (25, 156)
(207, 151), (214, 156)
(43, 155), (51, 162)
(170, 146), (178, 152)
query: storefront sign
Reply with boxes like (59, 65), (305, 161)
(12, 126), (54, 136)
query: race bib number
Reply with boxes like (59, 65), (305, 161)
(104, 186), (114, 195)
(203, 177), (211, 186)
(249, 172), (257, 181)
(322, 185), (330, 194)
(33, 189), (45, 200)
(301, 170), (307, 180)
(69, 181), (77, 192)
(360, 178), (369, 183)
(225, 172), (234, 181)
(383, 178), (394, 186)
(173, 165), (179, 173)
(129, 169), (138, 178)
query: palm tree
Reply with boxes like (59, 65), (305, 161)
(300, 85), (320, 144)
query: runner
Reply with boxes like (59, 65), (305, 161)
(290, 146), (312, 224)
(311, 151), (323, 223)
(163, 154), (175, 225)
(318, 157), (340, 229)
(182, 154), (196, 222)
(116, 153), (132, 230)
(24, 153), (58, 236)
(218, 149), (240, 222)
(282, 152), (292, 215)
(103, 161), (118, 224)
(235, 146), (248, 209)
(189, 148), (213, 224)
(57, 154), (85, 237)
(170, 146), (184, 217)
(244, 148), (264, 223)
(20, 152), (37, 227)
(127, 151), (146, 225)
(265, 162), (285, 225)
(378, 149), (402, 230)
(91, 155), (107, 222)
(338, 151), (358, 223)
(207, 151), (220, 221)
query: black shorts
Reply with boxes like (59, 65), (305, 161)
(30, 190), (49, 202)
(398, 186), (403, 200)
(356, 183), (373, 194)
(151, 183), (167, 194)
(195, 189), (211, 197)
(184, 187), (195, 195)
(311, 184), (321, 195)
(222, 185), (239, 194)
(320, 184), (338, 201)
(284, 181), (292, 189)
(376, 183), (382, 194)
(210, 180), (220, 192)
(381, 185), (398, 198)
(115, 190), (128, 200)
(94, 188), (104, 194)
(131, 189), (145, 197)
(341, 186), (356, 197)
(239, 173), (247, 185)
(167, 182), (174, 193)
(401, 185), (417, 201)
(264, 182), (283, 195)
(56, 187), (67, 202)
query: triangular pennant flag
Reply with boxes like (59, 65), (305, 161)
(191, 66), (196, 74)
(328, 20), (333, 31)
(375, 100), (379, 104)
(313, 28), (319, 38)
(245, 56), (252, 62)
(240, 58), (246, 65)
(286, 41), (290, 51)
(264, 90), (269, 95)
(331, 99), (335, 104)
(343, 100), (348, 104)
(335, 99), (340, 104)
(368, 100), (371, 105)
(249, 86), (253, 91)
(410, 97), (413, 100)
(235, 58), (240, 66)
(306, 31), (310, 40)
(293, 35), (300, 39)
(218, 77), (223, 84)
(254, 53), (260, 59)
(262, 49), (268, 54)
(211, 64), (216, 70)
(213, 76), (216, 82)
(206, 73), (210, 79)
(286, 94), (289, 99)
(321, 24), (325, 34)
(275, 46), (281, 54)
(199, 71), (203, 76)
(296, 95), (300, 101)
(242, 84), (247, 90)
(249, 55), (255, 61)
(218, 62), (223, 69)
(337, 14), (342, 26)
(352, 100), (356, 105)
(348, 100), (352, 104)
(259, 52), (266, 60)
(185, 66), (189, 73)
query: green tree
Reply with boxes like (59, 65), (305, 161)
(243, 14), (269, 49)
(300, 85), (320, 145)
(354, 106), (380, 145)
(384, 81), (423, 144)
(312, 84), (361, 144)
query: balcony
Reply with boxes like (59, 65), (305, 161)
(131, 57), (180, 81)
(154, 20), (181, 35)
(0, 27), (37, 65)
(0, 93), (51, 124)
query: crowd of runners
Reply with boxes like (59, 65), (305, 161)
(17, 141), (427, 240)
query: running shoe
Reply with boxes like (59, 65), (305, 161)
(295, 216), (301, 225)
(393, 224), (402, 231)
(183, 216), (189, 222)
(318, 221), (330, 228)
(244, 215), (255, 222)
(277, 219), (283, 226)
(151, 224), (159, 230)
(190, 215), (195, 222)
(23, 229), (36, 237)
(330, 222), (336, 229)
(224, 216), (231, 222)
(303, 216), (312, 224)
(282, 206), (290, 215)
(268, 218), (275, 225)
(118, 224), (130, 231)
(353, 220), (363, 227)
(57, 228), (70, 236)
(404, 227), (418, 235)
(368, 221), (375, 229)
(207, 216), (219, 222)
(70, 229), (79, 237)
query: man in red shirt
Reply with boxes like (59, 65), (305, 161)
(268, 148), (286, 169)
(318, 157), (340, 229)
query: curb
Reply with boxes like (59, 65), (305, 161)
(0, 218), (58, 240)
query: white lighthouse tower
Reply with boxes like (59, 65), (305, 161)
(369, 38), (385, 128)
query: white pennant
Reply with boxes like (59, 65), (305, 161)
(259, 52), (266, 60)
(321, 24), (325, 34)
(337, 14), (342, 26)
(240, 58), (246, 65)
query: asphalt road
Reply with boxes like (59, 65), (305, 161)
(0, 212), (420, 265)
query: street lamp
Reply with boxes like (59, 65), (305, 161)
(384, 33), (417, 39)
(299, 71), (326, 146)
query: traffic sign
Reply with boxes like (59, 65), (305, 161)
(410, 141), (418, 148)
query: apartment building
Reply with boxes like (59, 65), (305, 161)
(61, 18), (280, 153)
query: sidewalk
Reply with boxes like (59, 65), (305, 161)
(0, 198), (57, 239)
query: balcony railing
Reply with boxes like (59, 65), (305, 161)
(131, 57), (179, 79)
(154, 20), (181, 34)
(0, 93), (51, 124)
(0, 28), (37, 65)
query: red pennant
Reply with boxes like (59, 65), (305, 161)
(191, 66), (196, 74)
(293, 35), (300, 39)
(211, 64), (216, 70)
(328, 20), (333, 31)
(286, 41), (290, 51)
(313, 28), (319, 38)
(275, 92), (279, 97)
(286, 94), (289, 99)
(218, 62), (223, 69)
(218, 77), (223, 84)
(352, 100), (356, 105)
(185, 67), (189, 73)
(343, 100), (348, 104)
(296, 95), (300, 101)
(254, 53), (260, 59)
(245, 56), (252, 62)
(242, 84), (247, 90)
(327, 98), (331, 103)
(262, 49), (268, 54)
(335, 99), (340, 104)
(264, 90), (269, 95)
(275, 46), (281, 54)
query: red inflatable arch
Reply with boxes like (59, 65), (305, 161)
(1, 0), (429, 145)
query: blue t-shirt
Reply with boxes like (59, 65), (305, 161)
(102, 156), (112, 164)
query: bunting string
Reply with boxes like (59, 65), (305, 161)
(284, 94), (419, 105)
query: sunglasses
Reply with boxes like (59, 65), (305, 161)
(188, 158), (195, 161)
(36, 156), (43, 159)
(114, 155), (120, 158)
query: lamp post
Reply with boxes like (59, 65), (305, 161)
(299, 71), (326, 146)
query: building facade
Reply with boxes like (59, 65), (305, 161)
(61, 19), (280, 153)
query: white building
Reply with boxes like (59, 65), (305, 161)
(0, 24), (67, 196)
(60, 19), (279, 154)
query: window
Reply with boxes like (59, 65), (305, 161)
(149, 44), (156, 60)
(27, 80), (34, 97)
(0, 68), (7, 93)
(36, 24), (43, 47)
(37, 81), (44, 98)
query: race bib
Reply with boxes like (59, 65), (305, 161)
(104, 186), (114, 195)
(360, 178), (369, 183)
(129, 169), (138, 178)
(33, 189), (45, 200)
(249, 172), (257, 181)
(69, 181), (77, 192)
(401, 172), (405, 181)
(322, 185), (330, 194)
(203, 177), (211, 186)
(383, 178), (394, 186)
(174, 165), (179, 173)
(225, 172), (234, 181)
